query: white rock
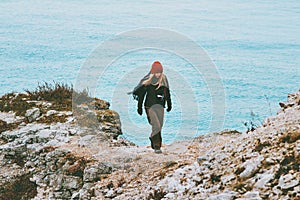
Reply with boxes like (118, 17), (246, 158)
(254, 169), (275, 189)
(64, 176), (82, 190)
(37, 129), (56, 142)
(221, 174), (236, 185)
(207, 190), (238, 200)
(240, 155), (264, 179)
(0, 112), (23, 123)
(245, 191), (262, 199)
(105, 189), (116, 198)
(25, 107), (41, 122)
(265, 157), (276, 165)
(164, 193), (175, 199)
(42, 101), (52, 108)
(46, 110), (58, 116)
(278, 174), (299, 190)
(78, 135), (96, 147)
(83, 167), (98, 182)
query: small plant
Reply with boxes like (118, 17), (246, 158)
(25, 81), (73, 102)
(264, 95), (273, 116)
(243, 111), (263, 133)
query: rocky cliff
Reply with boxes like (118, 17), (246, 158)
(0, 87), (299, 200)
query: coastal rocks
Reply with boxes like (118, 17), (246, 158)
(74, 98), (122, 139)
(1, 88), (300, 199)
(25, 107), (41, 122)
(97, 110), (122, 138)
(125, 90), (299, 200)
(279, 90), (300, 111)
(0, 90), (129, 200)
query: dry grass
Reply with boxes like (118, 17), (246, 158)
(0, 82), (93, 116)
(25, 81), (92, 111)
(25, 82), (73, 103)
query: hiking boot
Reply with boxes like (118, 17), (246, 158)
(154, 149), (162, 154)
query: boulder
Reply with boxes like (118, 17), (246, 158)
(278, 174), (299, 190)
(25, 108), (41, 122)
(239, 155), (264, 179)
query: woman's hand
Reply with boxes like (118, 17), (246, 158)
(167, 106), (172, 112)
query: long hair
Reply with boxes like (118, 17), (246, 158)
(143, 73), (168, 89)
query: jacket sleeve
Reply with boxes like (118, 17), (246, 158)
(137, 85), (146, 109)
(166, 87), (172, 108)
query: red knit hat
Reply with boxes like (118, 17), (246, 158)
(150, 61), (163, 73)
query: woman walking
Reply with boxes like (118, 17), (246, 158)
(130, 61), (172, 153)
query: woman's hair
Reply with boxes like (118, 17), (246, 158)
(143, 73), (167, 89)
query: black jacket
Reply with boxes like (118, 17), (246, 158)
(137, 84), (171, 109)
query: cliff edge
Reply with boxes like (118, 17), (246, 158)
(0, 86), (299, 200)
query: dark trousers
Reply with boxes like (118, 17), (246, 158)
(145, 104), (164, 150)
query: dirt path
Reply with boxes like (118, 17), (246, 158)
(60, 132), (239, 199)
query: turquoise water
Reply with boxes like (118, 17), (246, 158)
(1, 0), (299, 145)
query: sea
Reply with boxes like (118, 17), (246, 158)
(1, 0), (299, 146)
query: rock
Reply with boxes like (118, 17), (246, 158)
(197, 155), (208, 165)
(240, 191), (262, 200)
(78, 135), (95, 147)
(25, 107), (41, 122)
(278, 174), (299, 190)
(71, 192), (80, 200)
(254, 169), (275, 189)
(97, 162), (115, 174)
(279, 102), (287, 109)
(92, 98), (110, 110)
(46, 110), (58, 117)
(264, 157), (276, 165)
(37, 129), (56, 143)
(239, 155), (264, 179)
(64, 176), (82, 190)
(105, 189), (116, 198)
(83, 167), (99, 182)
(221, 174), (236, 185)
(207, 191), (238, 200)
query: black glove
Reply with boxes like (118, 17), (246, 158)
(137, 107), (143, 115)
(167, 106), (172, 112)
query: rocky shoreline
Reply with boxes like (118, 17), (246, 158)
(0, 88), (299, 200)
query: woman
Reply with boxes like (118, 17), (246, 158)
(130, 61), (172, 153)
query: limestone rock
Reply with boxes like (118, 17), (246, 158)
(254, 171), (274, 189)
(239, 191), (262, 200)
(239, 155), (264, 179)
(207, 191), (238, 200)
(25, 107), (41, 122)
(278, 174), (299, 190)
